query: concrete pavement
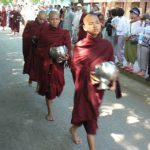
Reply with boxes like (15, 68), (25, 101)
(0, 27), (150, 150)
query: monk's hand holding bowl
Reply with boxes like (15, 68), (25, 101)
(57, 54), (69, 63)
(90, 71), (101, 85)
(109, 79), (117, 91)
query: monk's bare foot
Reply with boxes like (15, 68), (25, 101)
(28, 79), (32, 86)
(46, 114), (55, 121)
(69, 127), (82, 144)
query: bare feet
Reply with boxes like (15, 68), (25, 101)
(46, 114), (55, 121)
(69, 126), (82, 144)
(28, 79), (32, 86)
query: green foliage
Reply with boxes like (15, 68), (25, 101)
(0, 0), (13, 5)
(31, 0), (39, 4)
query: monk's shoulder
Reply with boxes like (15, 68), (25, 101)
(76, 38), (87, 47)
(100, 38), (113, 50)
(26, 20), (35, 26)
(60, 28), (70, 35)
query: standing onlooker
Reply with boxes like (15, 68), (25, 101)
(124, 7), (141, 71)
(63, 5), (74, 37)
(137, 13), (150, 76)
(111, 8), (119, 51)
(114, 8), (128, 67)
(72, 3), (83, 43)
(104, 9), (113, 43)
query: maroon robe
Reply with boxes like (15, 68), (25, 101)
(36, 25), (71, 99)
(12, 11), (23, 32)
(0, 9), (7, 27)
(9, 10), (15, 30)
(22, 19), (48, 81)
(71, 34), (121, 133)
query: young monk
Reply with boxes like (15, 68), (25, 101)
(70, 14), (121, 150)
(22, 11), (48, 84)
(36, 11), (71, 121)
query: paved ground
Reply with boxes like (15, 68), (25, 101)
(0, 27), (150, 150)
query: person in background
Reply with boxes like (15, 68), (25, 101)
(114, 8), (128, 67)
(62, 5), (74, 37)
(136, 13), (150, 77)
(0, 6), (7, 30)
(104, 9), (113, 43)
(22, 11), (48, 85)
(72, 3), (83, 43)
(124, 7), (141, 71)
(97, 13), (105, 38)
(12, 6), (25, 35)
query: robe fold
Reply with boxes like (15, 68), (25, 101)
(71, 34), (121, 127)
(22, 19), (48, 81)
(36, 25), (71, 99)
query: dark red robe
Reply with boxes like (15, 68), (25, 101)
(12, 11), (23, 32)
(9, 10), (15, 30)
(22, 19), (48, 81)
(71, 34), (121, 133)
(0, 9), (7, 27)
(36, 25), (71, 99)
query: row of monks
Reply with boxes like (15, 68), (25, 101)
(22, 10), (121, 150)
(0, 6), (24, 34)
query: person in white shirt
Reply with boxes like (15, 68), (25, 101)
(114, 8), (128, 67)
(124, 7), (141, 71)
(137, 13), (150, 77)
(72, 3), (83, 43)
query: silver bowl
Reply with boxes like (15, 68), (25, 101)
(49, 45), (68, 63)
(93, 61), (119, 90)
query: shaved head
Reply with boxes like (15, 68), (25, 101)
(48, 11), (60, 28)
(38, 10), (46, 16)
(83, 14), (101, 37)
(49, 11), (60, 19)
(37, 11), (47, 24)
(83, 14), (99, 25)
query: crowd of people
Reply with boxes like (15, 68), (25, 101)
(0, 3), (150, 150)
(1, 3), (149, 79)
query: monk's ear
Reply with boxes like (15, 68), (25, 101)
(83, 24), (87, 31)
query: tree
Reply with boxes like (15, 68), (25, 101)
(0, 0), (13, 5)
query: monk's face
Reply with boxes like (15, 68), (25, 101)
(37, 14), (47, 24)
(49, 13), (60, 28)
(83, 15), (101, 37)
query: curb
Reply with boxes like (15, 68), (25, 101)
(119, 68), (150, 87)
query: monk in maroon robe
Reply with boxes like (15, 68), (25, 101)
(36, 11), (71, 121)
(22, 11), (48, 84)
(12, 9), (24, 35)
(70, 14), (121, 150)
(9, 9), (15, 33)
(0, 6), (7, 30)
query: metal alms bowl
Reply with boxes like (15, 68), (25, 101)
(93, 61), (119, 90)
(49, 45), (68, 63)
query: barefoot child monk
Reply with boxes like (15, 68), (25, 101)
(70, 14), (121, 150)
(36, 11), (71, 121)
